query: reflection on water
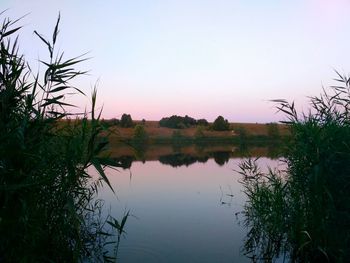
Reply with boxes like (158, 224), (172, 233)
(112, 144), (281, 169)
(239, 158), (350, 263)
(99, 146), (284, 263)
(101, 142), (349, 262)
(114, 155), (135, 169)
(101, 160), (249, 263)
(98, 145), (281, 263)
(212, 151), (230, 166)
(158, 153), (208, 167)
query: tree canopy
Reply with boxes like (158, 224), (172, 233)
(120, 113), (134, 128)
(212, 116), (230, 131)
(159, 115), (208, 129)
(159, 115), (197, 129)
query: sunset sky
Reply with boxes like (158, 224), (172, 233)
(3, 0), (350, 122)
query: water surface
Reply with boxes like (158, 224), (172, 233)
(98, 148), (280, 262)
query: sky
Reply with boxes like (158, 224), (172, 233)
(2, 0), (350, 122)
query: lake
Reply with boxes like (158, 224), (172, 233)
(97, 146), (282, 262)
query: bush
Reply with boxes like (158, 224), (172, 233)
(133, 124), (148, 144)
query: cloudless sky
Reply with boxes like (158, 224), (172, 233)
(3, 0), (350, 122)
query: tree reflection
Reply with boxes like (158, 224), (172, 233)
(112, 156), (135, 169)
(158, 153), (200, 167)
(212, 151), (230, 166)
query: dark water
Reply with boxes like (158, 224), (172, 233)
(98, 151), (281, 262)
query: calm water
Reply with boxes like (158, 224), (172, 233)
(97, 152), (281, 262)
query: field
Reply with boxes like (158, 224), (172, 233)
(106, 120), (289, 141)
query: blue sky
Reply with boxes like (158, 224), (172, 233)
(3, 0), (350, 122)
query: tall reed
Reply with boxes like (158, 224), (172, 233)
(0, 13), (122, 262)
(239, 73), (350, 263)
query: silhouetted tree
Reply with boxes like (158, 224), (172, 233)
(120, 113), (134, 128)
(212, 116), (230, 131)
(212, 151), (230, 166)
(159, 115), (196, 129)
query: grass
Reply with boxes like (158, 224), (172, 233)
(104, 120), (289, 141)
(239, 72), (350, 263)
(0, 13), (126, 262)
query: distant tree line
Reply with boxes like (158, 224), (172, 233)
(159, 115), (218, 129)
(101, 113), (135, 128)
(102, 113), (232, 132)
(159, 115), (205, 129)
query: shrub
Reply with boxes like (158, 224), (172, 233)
(133, 124), (148, 145)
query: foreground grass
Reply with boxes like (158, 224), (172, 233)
(0, 14), (124, 262)
(239, 74), (350, 263)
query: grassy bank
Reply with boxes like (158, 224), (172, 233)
(104, 120), (289, 145)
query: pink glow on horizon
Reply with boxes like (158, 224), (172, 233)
(4, 1), (350, 122)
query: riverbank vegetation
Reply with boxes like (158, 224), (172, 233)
(103, 120), (288, 147)
(0, 14), (125, 262)
(239, 73), (350, 262)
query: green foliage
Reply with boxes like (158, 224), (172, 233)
(120, 113), (134, 128)
(212, 115), (230, 131)
(159, 115), (197, 129)
(159, 115), (209, 129)
(194, 125), (206, 144)
(0, 14), (122, 262)
(236, 126), (248, 148)
(197, 118), (209, 126)
(132, 124), (148, 145)
(101, 118), (119, 128)
(266, 122), (280, 139)
(171, 130), (185, 144)
(239, 72), (350, 263)
(194, 126), (205, 138)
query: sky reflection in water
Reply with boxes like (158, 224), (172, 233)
(97, 156), (280, 263)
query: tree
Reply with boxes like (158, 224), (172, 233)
(212, 116), (230, 131)
(197, 118), (209, 126)
(120, 113), (134, 127)
(159, 115), (197, 129)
